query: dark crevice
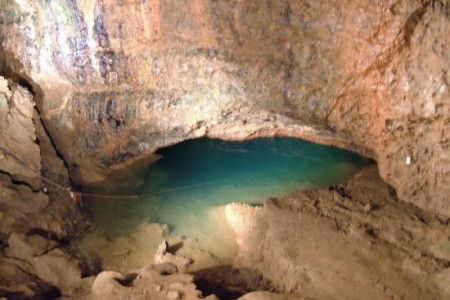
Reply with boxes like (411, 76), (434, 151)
(328, 184), (352, 200)
(26, 228), (69, 246)
(0, 232), (8, 250)
(0, 169), (38, 192)
(193, 266), (275, 300)
(0, 51), (73, 189)
(0, 64), (37, 96)
(34, 111), (74, 188)
(403, 1), (433, 47)
(0, 286), (61, 300)
(0, 264), (62, 300)
(116, 273), (139, 287)
(168, 241), (184, 254)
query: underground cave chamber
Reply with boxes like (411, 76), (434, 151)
(2, 0), (449, 298)
(77, 137), (370, 269)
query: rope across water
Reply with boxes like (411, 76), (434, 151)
(0, 144), (248, 200)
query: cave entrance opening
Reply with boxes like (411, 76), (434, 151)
(77, 137), (369, 275)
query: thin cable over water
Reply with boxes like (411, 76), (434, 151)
(0, 144), (249, 200)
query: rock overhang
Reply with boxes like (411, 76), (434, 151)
(0, 0), (449, 216)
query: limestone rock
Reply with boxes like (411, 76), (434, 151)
(237, 291), (296, 300)
(155, 241), (193, 273)
(77, 222), (169, 272)
(4, 233), (58, 260)
(327, 1), (450, 216)
(0, 77), (41, 190)
(0, 178), (49, 214)
(0, 259), (58, 299)
(166, 290), (181, 300)
(225, 202), (267, 262)
(88, 265), (207, 300)
(0, 76), (50, 236)
(230, 166), (448, 299)
(432, 267), (450, 298)
(31, 248), (83, 295)
(91, 271), (128, 296)
(0, 173), (49, 236)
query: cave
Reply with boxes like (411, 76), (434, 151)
(1, 1), (450, 299)
(77, 137), (368, 281)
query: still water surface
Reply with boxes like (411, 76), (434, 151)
(83, 138), (369, 263)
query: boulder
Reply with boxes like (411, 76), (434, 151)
(4, 233), (57, 260)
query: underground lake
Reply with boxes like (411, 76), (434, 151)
(76, 137), (370, 272)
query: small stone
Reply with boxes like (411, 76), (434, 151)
(155, 241), (168, 263)
(155, 285), (162, 291)
(154, 240), (192, 273)
(363, 203), (372, 213)
(406, 156), (412, 165)
(167, 290), (181, 300)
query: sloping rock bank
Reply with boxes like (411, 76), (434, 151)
(226, 166), (450, 299)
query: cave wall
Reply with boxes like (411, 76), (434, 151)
(0, 75), (85, 240)
(327, 1), (450, 216)
(0, 0), (449, 215)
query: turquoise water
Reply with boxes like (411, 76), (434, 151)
(82, 138), (369, 265)
(77, 138), (368, 271)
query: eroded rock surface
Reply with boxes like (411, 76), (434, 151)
(4, 232), (58, 260)
(0, 76), (41, 189)
(0, 76), (88, 299)
(327, 1), (450, 216)
(0, 75), (86, 237)
(227, 166), (450, 299)
(0, 77), (49, 236)
(1, 0), (448, 214)
(85, 266), (218, 300)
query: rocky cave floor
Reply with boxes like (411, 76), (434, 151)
(2, 165), (450, 300)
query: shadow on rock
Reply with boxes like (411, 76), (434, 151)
(193, 265), (274, 300)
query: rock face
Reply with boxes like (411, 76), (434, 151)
(86, 265), (217, 300)
(0, 76), (41, 189)
(0, 75), (86, 238)
(0, 1), (449, 214)
(0, 77), (88, 298)
(327, 1), (450, 217)
(226, 166), (450, 299)
(0, 77), (49, 235)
